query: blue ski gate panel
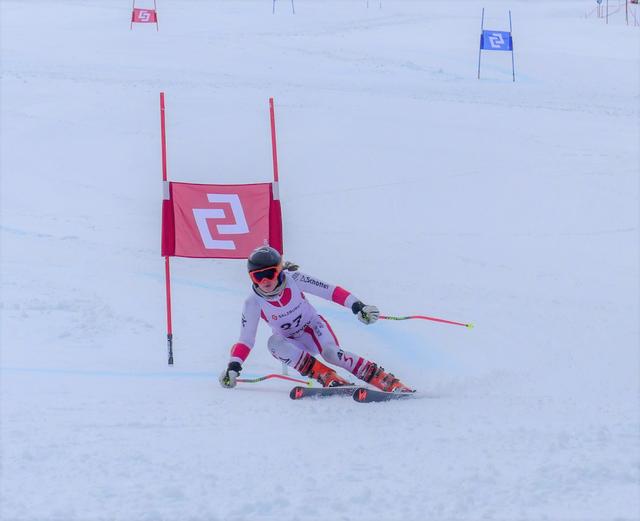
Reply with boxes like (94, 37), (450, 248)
(480, 30), (513, 51)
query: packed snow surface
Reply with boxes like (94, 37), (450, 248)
(1, 1), (638, 520)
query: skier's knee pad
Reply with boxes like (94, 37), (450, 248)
(267, 334), (285, 351)
(267, 334), (301, 362)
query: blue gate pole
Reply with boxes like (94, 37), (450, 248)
(477, 8), (485, 79)
(509, 10), (516, 82)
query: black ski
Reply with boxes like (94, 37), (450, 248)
(289, 385), (357, 400)
(352, 387), (416, 403)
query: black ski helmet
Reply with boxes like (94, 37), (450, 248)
(247, 245), (282, 273)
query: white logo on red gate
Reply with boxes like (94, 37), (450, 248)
(192, 194), (249, 250)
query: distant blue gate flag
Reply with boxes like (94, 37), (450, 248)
(477, 9), (516, 82)
(481, 31), (513, 51)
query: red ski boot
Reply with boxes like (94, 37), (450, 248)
(361, 362), (412, 393)
(298, 354), (352, 388)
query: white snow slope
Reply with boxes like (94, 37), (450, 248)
(1, 1), (639, 520)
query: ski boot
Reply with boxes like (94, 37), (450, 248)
(298, 354), (352, 388)
(361, 362), (412, 393)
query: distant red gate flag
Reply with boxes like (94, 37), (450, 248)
(162, 181), (283, 259)
(132, 8), (157, 23)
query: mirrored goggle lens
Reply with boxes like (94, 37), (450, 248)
(251, 267), (279, 282)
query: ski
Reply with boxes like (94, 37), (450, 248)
(352, 387), (416, 403)
(289, 385), (357, 400)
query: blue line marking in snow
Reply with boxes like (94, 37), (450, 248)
(0, 367), (216, 379)
(315, 304), (458, 371)
(0, 366), (279, 380)
(136, 271), (241, 295)
(0, 225), (52, 238)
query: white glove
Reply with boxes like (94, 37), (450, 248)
(352, 301), (380, 325)
(358, 305), (380, 325)
(219, 361), (242, 388)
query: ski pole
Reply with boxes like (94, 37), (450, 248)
(380, 314), (474, 329)
(237, 373), (311, 385)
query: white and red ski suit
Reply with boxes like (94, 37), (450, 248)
(228, 271), (371, 379)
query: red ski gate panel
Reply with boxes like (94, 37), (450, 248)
(162, 181), (282, 259)
(132, 8), (157, 23)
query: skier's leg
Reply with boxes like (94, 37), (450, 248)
(269, 328), (352, 387)
(266, 334), (347, 386)
(266, 334), (309, 372)
(311, 316), (413, 392)
(308, 316), (369, 377)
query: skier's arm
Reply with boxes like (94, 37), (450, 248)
(290, 271), (360, 310)
(220, 296), (261, 388)
(230, 296), (261, 364)
(291, 271), (379, 324)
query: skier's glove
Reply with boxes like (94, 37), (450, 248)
(219, 361), (242, 388)
(352, 301), (380, 325)
(283, 261), (299, 272)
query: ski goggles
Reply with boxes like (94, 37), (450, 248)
(249, 265), (281, 284)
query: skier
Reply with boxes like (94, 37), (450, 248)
(219, 245), (412, 392)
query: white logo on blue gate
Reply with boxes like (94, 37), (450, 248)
(488, 32), (505, 48)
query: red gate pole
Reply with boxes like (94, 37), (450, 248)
(268, 97), (283, 253)
(269, 97), (280, 183)
(154, 0), (159, 31)
(160, 92), (174, 365)
(269, 97), (287, 375)
(130, 0), (135, 30)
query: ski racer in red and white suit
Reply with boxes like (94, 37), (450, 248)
(219, 246), (411, 392)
